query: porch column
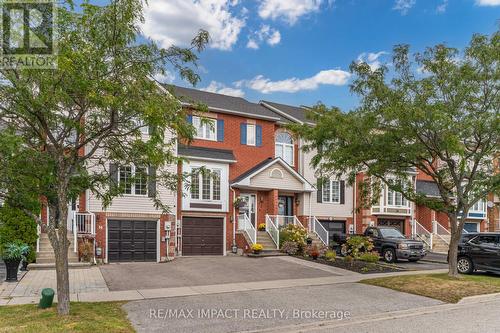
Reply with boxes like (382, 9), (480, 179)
(269, 189), (279, 216)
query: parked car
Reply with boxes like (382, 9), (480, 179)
(454, 233), (500, 274)
(336, 226), (426, 263)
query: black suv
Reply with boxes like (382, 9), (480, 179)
(456, 233), (500, 274)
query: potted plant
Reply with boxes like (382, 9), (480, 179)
(20, 246), (31, 271)
(251, 243), (263, 254)
(1, 242), (29, 281)
(257, 223), (266, 231)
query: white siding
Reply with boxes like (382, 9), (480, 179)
(250, 164), (305, 191)
(86, 130), (177, 215)
(299, 147), (353, 219)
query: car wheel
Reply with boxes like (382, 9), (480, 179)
(457, 257), (474, 274)
(408, 258), (419, 262)
(383, 248), (396, 263)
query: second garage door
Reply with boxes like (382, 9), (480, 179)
(182, 217), (224, 255)
(108, 220), (157, 262)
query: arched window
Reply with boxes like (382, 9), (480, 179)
(275, 132), (294, 165)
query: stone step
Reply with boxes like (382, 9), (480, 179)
(28, 262), (92, 270)
(36, 257), (80, 264)
(36, 253), (78, 260)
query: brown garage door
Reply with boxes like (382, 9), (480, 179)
(182, 217), (224, 255)
(377, 219), (405, 234)
(108, 220), (157, 262)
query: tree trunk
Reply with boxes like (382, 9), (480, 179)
(447, 214), (461, 277)
(54, 233), (70, 315)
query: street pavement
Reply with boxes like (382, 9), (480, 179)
(124, 282), (442, 333)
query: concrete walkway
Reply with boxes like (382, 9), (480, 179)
(0, 269), (447, 306)
(0, 267), (108, 305)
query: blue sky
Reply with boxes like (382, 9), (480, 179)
(106, 1), (500, 111)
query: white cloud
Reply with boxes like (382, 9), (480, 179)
(357, 51), (388, 71)
(393, 0), (416, 15)
(141, 0), (245, 51)
(258, 0), (323, 25)
(201, 81), (245, 97)
(245, 69), (351, 94)
(436, 0), (448, 13)
(246, 25), (281, 49)
(476, 0), (500, 5)
(154, 71), (175, 83)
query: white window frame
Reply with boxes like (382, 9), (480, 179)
(275, 132), (294, 166)
(386, 186), (408, 207)
(133, 117), (149, 135)
(193, 116), (216, 141)
(471, 199), (486, 213)
(322, 179), (341, 204)
(246, 124), (256, 146)
(118, 165), (148, 196)
(190, 168), (222, 202)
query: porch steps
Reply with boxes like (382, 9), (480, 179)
(432, 235), (450, 254)
(29, 233), (90, 270)
(307, 233), (326, 248)
(256, 231), (279, 251)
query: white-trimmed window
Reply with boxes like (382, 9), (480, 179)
(133, 118), (149, 135)
(322, 179), (340, 203)
(471, 199), (486, 212)
(275, 132), (294, 166)
(387, 187), (407, 207)
(246, 124), (256, 146)
(190, 168), (221, 201)
(119, 165), (148, 196)
(193, 116), (216, 141)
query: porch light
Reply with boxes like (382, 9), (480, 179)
(295, 198), (300, 205)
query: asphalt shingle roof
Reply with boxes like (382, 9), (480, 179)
(416, 180), (441, 197)
(167, 85), (281, 121)
(261, 100), (314, 124)
(178, 144), (236, 162)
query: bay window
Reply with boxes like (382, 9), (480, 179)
(190, 168), (221, 201)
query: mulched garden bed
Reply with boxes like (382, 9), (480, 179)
(295, 255), (405, 274)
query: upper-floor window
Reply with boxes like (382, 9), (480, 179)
(387, 187), (407, 207)
(133, 117), (149, 135)
(193, 116), (216, 141)
(119, 165), (148, 196)
(246, 124), (256, 146)
(275, 132), (294, 166)
(322, 179), (340, 203)
(471, 199), (486, 212)
(190, 168), (221, 201)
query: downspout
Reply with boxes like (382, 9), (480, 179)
(230, 187), (237, 253)
(353, 176), (357, 234)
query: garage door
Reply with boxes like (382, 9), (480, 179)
(108, 220), (157, 262)
(319, 220), (346, 244)
(377, 219), (405, 234)
(182, 217), (224, 255)
(464, 222), (479, 233)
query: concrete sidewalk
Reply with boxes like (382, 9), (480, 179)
(0, 267), (448, 306)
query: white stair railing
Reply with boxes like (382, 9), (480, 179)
(432, 220), (451, 245)
(73, 212), (96, 235)
(73, 216), (77, 253)
(265, 214), (280, 249)
(238, 213), (256, 245)
(293, 216), (306, 229)
(411, 219), (433, 250)
(36, 224), (41, 252)
(308, 216), (329, 246)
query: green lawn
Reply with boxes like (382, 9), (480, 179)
(361, 273), (500, 303)
(0, 302), (134, 333)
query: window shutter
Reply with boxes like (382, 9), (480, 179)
(240, 123), (247, 145)
(186, 114), (193, 124)
(148, 166), (157, 198)
(316, 178), (323, 203)
(217, 119), (224, 142)
(110, 163), (118, 186)
(256, 125), (262, 147)
(340, 180), (345, 204)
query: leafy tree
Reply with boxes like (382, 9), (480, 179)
(294, 32), (499, 277)
(0, 0), (207, 314)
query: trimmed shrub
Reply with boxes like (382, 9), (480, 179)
(358, 251), (380, 263)
(281, 241), (299, 255)
(324, 250), (336, 261)
(279, 224), (307, 250)
(341, 236), (374, 259)
(0, 205), (37, 263)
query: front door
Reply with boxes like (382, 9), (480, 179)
(278, 196), (294, 216)
(239, 194), (257, 227)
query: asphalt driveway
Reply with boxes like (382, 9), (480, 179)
(100, 256), (339, 291)
(124, 282), (443, 333)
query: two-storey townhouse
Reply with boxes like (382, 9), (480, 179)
(259, 101), (356, 246)
(171, 86), (316, 256)
(36, 121), (178, 265)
